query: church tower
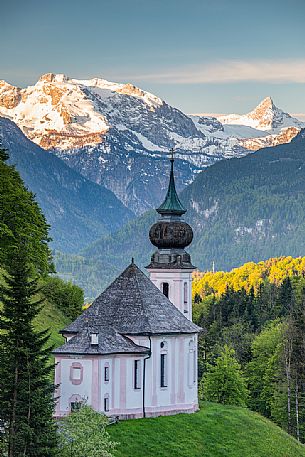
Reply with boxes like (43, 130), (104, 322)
(146, 151), (195, 321)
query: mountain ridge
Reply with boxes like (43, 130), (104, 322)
(55, 129), (305, 297)
(1, 75), (303, 215)
(0, 117), (134, 253)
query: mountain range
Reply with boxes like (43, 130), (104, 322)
(1, 73), (305, 297)
(1, 74), (303, 215)
(0, 117), (133, 252)
(56, 130), (305, 298)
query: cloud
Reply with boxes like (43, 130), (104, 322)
(128, 59), (305, 84)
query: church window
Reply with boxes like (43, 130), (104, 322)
(104, 394), (109, 412)
(73, 367), (81, 380)
(188, 340), (196, 386)
(162, 282), (169, 298)
(70, 362), (83, 385)
(134, 360), (141, 389)
(183, 282), (188, 313)
(70, 401), (82, 412)
(104, 364), (110, 382)
(160, 353), (168, 388)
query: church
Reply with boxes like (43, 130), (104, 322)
(53, 153), (201, 419)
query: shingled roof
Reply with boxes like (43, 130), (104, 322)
(53, 325), (150, 356)
(54, 263), (200, 355)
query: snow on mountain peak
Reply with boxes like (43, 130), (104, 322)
(0, 74), (168, 150)
(218, 97), (304, 132)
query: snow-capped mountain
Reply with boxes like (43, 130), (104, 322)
(0, 75), (302, 213)
(0, 73), (247, 213)
(218, 96), (304, 131)
(216, 97), (305, 151)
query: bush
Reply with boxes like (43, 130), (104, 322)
(58, 405), (115, 457)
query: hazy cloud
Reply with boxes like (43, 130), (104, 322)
(128, 59), (305, 84)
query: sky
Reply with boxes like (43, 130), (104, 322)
(1, 0), (305, 115)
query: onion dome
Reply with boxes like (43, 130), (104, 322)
(149, 220), (193, 249)
(147, 150), (195, 270)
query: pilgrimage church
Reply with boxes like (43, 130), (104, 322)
(53, 153), (201, 419)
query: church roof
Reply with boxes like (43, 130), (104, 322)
(54, 263), (200, 355)
(53, 325), (150, 356)
(156, 158), (186, 216)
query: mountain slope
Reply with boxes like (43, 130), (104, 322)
(1, 75), (303, 214)
(0, 118), (133, 252)
(108, 402), (305, 457)
(0, 73), (247, 214)
(218, 96), (304, 131)
(57, 129), (305, 297)
(184, 129), (305, 270)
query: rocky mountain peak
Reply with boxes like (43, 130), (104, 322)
(246, 96), (281, 128)
(38, 73), (69, 83)
(218, 97), (304, 132)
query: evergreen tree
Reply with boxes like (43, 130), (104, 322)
(200, 345), (248, 407)
(0, 249), (57, 456)
(0, 146), (52, 276)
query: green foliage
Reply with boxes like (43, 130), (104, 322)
(246, 320), (284, 417)
(58, 406), (115, 457)
(41, 276), (84, 320)
(108, 402), (305, 457)
(0, 147), (53, 276)
(200, 346), (248, 407)
(192, 257), (305, 301)
(0, 250), (57, 456)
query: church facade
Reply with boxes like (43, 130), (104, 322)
(53, 154), (201, 419)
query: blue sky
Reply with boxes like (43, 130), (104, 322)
(1, 0), (305, 114)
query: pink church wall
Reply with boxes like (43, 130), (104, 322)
(54, 334), (199, 419)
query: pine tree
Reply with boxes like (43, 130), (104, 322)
(200, 345), (248, 407)
(0, 249), (57, 456)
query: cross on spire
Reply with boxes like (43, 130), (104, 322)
(170, 147), (175, 161)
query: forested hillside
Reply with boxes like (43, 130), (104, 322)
(0, 118), (134, 253)
(55, 130), (305, 298)
(192, 256), (305, 442)
(184, 129), (305, 271)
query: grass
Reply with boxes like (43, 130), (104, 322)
(108, 402), (305, 457)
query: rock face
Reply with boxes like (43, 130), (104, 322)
(218, 96), (304, 131)
(0, 73), (247, 214)
(0, 117), (134, 253)
(0, 75), (303, 214)
(239, 126), (300, 151)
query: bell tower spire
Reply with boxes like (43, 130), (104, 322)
(146, 150), (195, 321)
(156, 148), (186, 217)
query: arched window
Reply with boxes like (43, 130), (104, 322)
(183, 282), (188, 313)
(162, 282), (169, 298)
(160, 341), (168, 388)
(69, 394), (83, 412)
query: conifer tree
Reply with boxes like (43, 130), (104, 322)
(0, 249), (57, 456)
(0, 147), (57, 456)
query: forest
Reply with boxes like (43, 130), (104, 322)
(192, 257), (305, 441)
